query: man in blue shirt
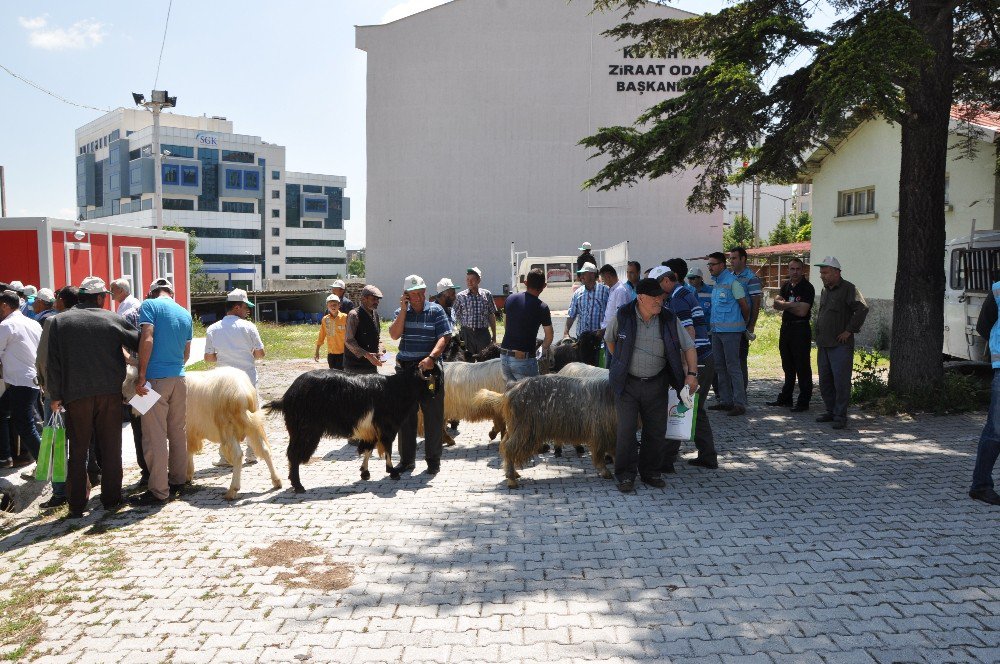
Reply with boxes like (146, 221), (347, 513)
(131, 277), (193, 506)
(389, 274), (451, 477)
(686, 269), (713, 325)
(501, 268), (553, 383)
(730, 247), (763, 390)
(565, 262), (610, 365)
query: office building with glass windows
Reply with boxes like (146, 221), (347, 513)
(74, 108), (349, 289)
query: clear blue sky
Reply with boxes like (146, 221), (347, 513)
(0, 1), (836, 249)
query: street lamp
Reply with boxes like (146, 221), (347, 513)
(132, 90), (177, 230)
(759, 190), (794, 227)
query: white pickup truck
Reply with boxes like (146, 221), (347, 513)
(944, 229), (1000, 362)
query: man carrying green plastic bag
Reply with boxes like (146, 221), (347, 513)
(35, 411), (67, 483)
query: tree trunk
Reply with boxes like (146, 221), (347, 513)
(888, 1), (954, 393)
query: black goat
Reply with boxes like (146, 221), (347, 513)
(264, 365), (439, 492)
(551, 331), (603, 372)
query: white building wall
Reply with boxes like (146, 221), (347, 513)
(357, 0), (722, 309)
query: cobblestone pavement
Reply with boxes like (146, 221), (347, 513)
(0, 361), (998, 663)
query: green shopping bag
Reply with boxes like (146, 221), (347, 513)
(35, 411), (67, 483)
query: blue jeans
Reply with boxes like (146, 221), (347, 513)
(0, 384), (41, 462)
(712, 333), (746, 407)
(501, 354), (539, 384)
(972, 369), (1000, 493)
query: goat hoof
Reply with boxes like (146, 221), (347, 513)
(272, 480), (283, 489)
(600, 469), (613, 479)
(224, 490), (238, 501)
(488, 430), (498, 440)
(554, 447), (563, 458)
(506, 478), (520, 489)
(389, 471), (400, 481)
(361, 470), (371, 480)
(444, 440), (456, 447)
(575, 445), (587, 457)
(539, 443), (551, 453)
(292, 484), (306, 494)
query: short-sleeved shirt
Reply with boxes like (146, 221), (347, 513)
(604, 307), (694, 378)
(501, 292), (552, 354)
(569, 283), (610, 334)
(139, 296), (193, 379)
(204, 315), (265, 385)
(779, 279), (816, 324)
(394, 302), (452, 362)
(733, 268), (762, 299)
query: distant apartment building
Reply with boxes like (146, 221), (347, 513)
(74, 108), (348, 289)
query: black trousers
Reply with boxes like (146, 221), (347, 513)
(65, 394), (123, 512)
(129, 409), (147, 478)
(327, 353), (344, 370)
(396, 362), (445, 467)
(614, 374), (669, 481)
(778, 322), (813, 407)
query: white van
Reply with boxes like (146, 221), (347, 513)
(944, 229), (1000, 362)
(515, 256), (578, 312)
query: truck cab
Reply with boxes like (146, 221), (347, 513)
(944, 230), (1000, 362)
(514, 256), (578, 312)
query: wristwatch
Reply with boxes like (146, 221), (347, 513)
(687, 371), (698, 377)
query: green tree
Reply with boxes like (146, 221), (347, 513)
(723, 214), (755, 251)
(348, 256), (365, 278)
(164, 226), (218, 293)
(795, 221), (812, 242)
(767, 215), (793, 246)
(582, 1), (998, 393)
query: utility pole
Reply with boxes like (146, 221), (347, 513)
(0, 165), (6, 217)
(753, 180), (762, 245)
(132, 90), (177, 229)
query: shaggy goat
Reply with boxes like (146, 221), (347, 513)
(123, 366), (282, 501)
(475, 374), (617, 488)
(264, 365), (438, 491)
(558, 362), (609, 379)
(419, 358), (506, 445)
(551, 332), (603, 372)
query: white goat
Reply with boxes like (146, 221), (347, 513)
(418, 358), (507, 444)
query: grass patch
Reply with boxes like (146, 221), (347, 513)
(95, 550), (126, 575)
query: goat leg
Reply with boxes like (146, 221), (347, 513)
(224, 439), (242, 501)
(360, 449), (371, 481)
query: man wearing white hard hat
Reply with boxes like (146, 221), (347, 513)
(329, 279), (354, 315)
(431, 277), (458, 333)
(576, 242), (597, 273)
(453, 267), (497, 355)
(31, 288), (57, 324)
(389, 274), (451, 476)
(315, 294), (347, 370)
(204, 289), (266, 467)
(814, 257), (869, 430)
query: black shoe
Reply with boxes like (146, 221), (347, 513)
(168, 483), (186, 496)
(766, 400), (792, 407)
(0, 458), (12, 469)
(88, 472), (101, 487)
(969, 488), (1000, 505)
(426, 463), (440, 475)
(640, 475), (666, 488)
(688, 457), (719, 470)
(539, 443), (551, 454)
(831, 420), (847, 430)
(815, 413), (834, 422)
(617, 478), (635, 493)
(727, 405), (746, 416)
(128, 491), (167, 507)
(19, 471), (37, 482)
(574, 445), (587, 456)
(39, 496), (67, 511)
(790, 404), (809, 412)
(65, 509), (86, 519)
(391, 462), (415, 477)
(707, 403), (733, 411)
(137, 473), (149, 487)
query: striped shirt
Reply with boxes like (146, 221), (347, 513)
(667, 284), (712, 362)
(568, 283), (610, 334)
(733, 267), (763, 298)
(394, 302), (452, 361)
(453, 288), (497, 329)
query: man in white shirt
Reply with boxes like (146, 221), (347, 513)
(204, 289), (265, 466)
(0, 290), (43, 469)
(601, 264), (632, 329)
(110, 278), (141, 319)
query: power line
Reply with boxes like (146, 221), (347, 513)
(152, 0), (174, 89)
(0, 62), (109, 113)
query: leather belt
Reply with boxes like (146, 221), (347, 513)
(500, 348), (528, 360)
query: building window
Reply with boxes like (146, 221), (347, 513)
(157, 249), (175, 282)
(271, 170), (280, 180)
(162, 164), (180, 185)
(302, 219), (322, 229)
(121, 248), (142, 296)
(837, 187), (875, 217)
(183, 226), (260, 239)
(286, 239), (344, 247)
(243, 171), (260, 191)
(302, 184), (322, 193)
(181, 165), (199, 186)
(271, 209), (280, 218)
(271, 227), (280, 237)
(303, 197), (328, 215)
(221, 150), (255, 163)
(198, 254), (261, 264)
(161, 144), (195, 158)
(944, 175), (950, 205)
(221, 201), (255, 214)
(285, 257), (347, 265)
(271, 190), (280, 199)
(272, 265), (280, 274)
(271, 246), (280, 255)
(163, 198), (195, 211)
(225, 169), (242, 189)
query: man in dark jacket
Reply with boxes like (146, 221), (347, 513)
(47, 277), (139, 517)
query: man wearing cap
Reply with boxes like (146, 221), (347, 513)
(565, 263), (610, 364)
(769, 258), (815, 411)
(707, 252), (751, 416)
(131, 277), (193, 506)
(500, 268), (553, 383)
(45, 277), (139, 517)
(110, 278), (141, 319)
(814, 257), (868, 429)
(344, 285), (385, 374)
(389, 275), (451, 476)
(431, 278), (457, 333)
(729, 247), (763, 389)
(0, 289), (43, 470)
(605, 278), (698, 492)
(31, 288), (57, 324)
(329, 280), (354, 315)
(576, 242), (597, 273)
(452, 267), (497, 356)
(315, 294), (348, 370)
(651, 267), (719, 470)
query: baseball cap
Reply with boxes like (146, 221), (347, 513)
(403, 274), (427, 292)
(686, 268), (704, 279)
(648, 266), (672, 282)
(361, 285), (383, 298)
(815, 256), (842, 270)
(23, 285), (37, 298)
(436, 277), (456, 295)
(149, 277), (174, 293)
(579, 241), (592, 251)
(326, 294), (341, 303)
(635, 277), (664, 297)
(79, 276), (111, 294)
(466, 267), (482, 278)
(576, 262), (598, 275)
(8, 281), (24, 294)
(226, 288), (254, 308)
(35, 288), (56, 304)
(329, 279), (346, 290)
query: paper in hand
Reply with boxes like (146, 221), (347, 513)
(128, 382), (161, 415)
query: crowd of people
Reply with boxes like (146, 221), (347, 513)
(2, 239), (998, 511)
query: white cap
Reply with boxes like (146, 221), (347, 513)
(23, 285), (37, 298)
(815, 256), (842, 270)
(466, 267), (482, 278)
(576, 262), (598, 275)
(149, 277), (174, 293)
(329, 279), (346, 290)
(686, 268), (704, 279)
(436, 277), (456, 294)
(35, 288), (56, 304)
(648, 266), (671, 282)
(226, 288), (254, 308)
(579, 242), (592, 251)
(9, 281), (24, 291)
(326, 294), (341, 303)
(403, 274), (427, 292)
(79, 276), (110, 294)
